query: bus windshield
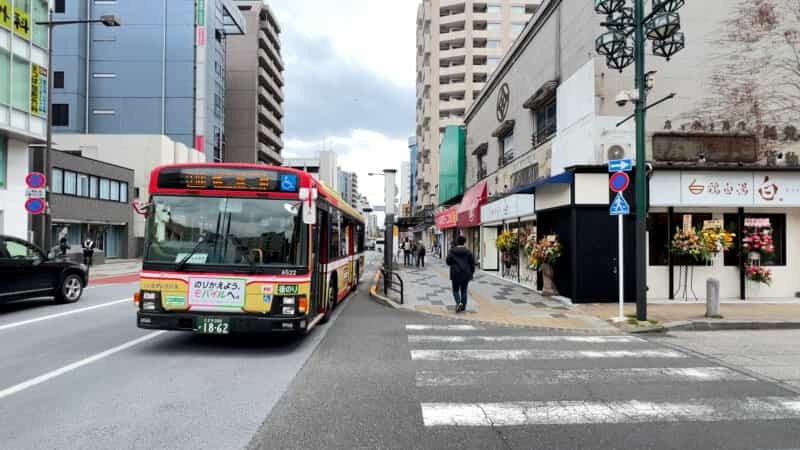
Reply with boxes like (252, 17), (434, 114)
(144, 196), (308, 270)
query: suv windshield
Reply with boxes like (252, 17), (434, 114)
(144, 196), (308, 269)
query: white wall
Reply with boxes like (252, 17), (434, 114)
(535, 184), (571, 211)
(574, 173), (608, 205)
(54, 134), (206, 238)
(0, 139), (32, 239)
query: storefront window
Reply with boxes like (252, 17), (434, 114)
(12, 57), (29, 112)
(649, 212), (712, 266)
(723, 214), (786, 266)
(0, 49), (10, 105)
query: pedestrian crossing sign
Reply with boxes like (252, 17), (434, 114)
(610, 193), (630, 216)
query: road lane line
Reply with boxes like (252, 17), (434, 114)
(420, 397), (800, 426)
(410, 349), (687, 360)
(406, 324), (481, 331)
(416, 367), (756, 387)
(408, 335), (645, 344)
(0, 298), (132, 332)
(0, 331), (165, 400)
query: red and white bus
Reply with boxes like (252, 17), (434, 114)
(135, 163), (365, 335)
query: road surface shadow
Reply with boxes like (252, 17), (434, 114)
(0, 297), (59, 314)
(136, 331), (310, 357)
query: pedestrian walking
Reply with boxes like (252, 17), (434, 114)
(445, 236), (475, 313)
(402, 238), (412, 266)
(82, 236), (96, 268)
(416, 240), (426, 268)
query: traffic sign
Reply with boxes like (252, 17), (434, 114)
(610, 192), (630, 216)
(609, 172), (630, 193)
(608, 159), (633, 172)
(26, 188), (46, 198)
(25, 198), (47, 215)
(26, 172), (47, 189)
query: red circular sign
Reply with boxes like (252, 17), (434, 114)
(25, 198), (47, 215)
(26, 172), (47, 189)
(609, 172), (630, 193)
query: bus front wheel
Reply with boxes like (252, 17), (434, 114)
(321, 275), (337, 324)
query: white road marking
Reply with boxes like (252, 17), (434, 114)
(0, 331), (165, 400)
(421, 397), (800, 426)
(416, 367), (756, 387)
(408, 335), (644, 344)
(406, 324), (481, 331)
(0, 298), (132, 332)
(410, 349), (687, 360)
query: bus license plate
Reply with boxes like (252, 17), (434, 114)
(195, 317), (230, 335)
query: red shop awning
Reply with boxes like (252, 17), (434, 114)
(457, 181), (488, 228)
(435, 206), (459, 230)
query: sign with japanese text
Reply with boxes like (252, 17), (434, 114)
(435, 207), (458, 230)
(30, 64), (47, 117)
(480, 194), (535, 223)
(651, 171), (800, 207)
(188, 278), (245, 308)
(753, 173), (800, 206)
(745, 217), (771, 228)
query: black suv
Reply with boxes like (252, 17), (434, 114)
(0, 235), (88, 304)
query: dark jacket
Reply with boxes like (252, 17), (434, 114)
(446, 245), (475, 283)
(416, 243), (426, 256)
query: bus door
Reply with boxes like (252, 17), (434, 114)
(310, 209), (328, 315)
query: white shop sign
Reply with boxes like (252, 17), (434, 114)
(650, 171), (800, 207)
(481, 194), (535, 223)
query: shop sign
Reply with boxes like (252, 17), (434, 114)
(745, 217), (771, 228)
(753, 173), (800, 206)
(650, 171), (800, 207)
(435, 207), (458, 230)
(0, 1), (30, 39)
(682, 172), (753, 205)
(30, 64), (48, 117)
(703, 219), (722, 230)
(682, 214), (692, 232)
(481, 194), (535, 223)
(195, 0), (206, 26)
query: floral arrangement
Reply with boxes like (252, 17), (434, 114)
(495, 230), (524, 254)
(527, 235), (562, 271)
(701, 227), (735, 256)
(743, 229), (775, 256)
(745, 265), (772, 285)
(670, 227), (707, 261)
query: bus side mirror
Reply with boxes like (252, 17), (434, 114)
(299, 188), (317, 225)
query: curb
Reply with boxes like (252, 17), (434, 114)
(662, 320), (800, 331)
(368, 270), (400, 310)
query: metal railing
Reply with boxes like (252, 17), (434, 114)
(381, 268), (404, 304)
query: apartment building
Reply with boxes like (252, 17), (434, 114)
(414, 0), (540, 213)
(284, 150), (338, 189)
(225, 1), (284, 164)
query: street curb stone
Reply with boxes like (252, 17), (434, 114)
(368, 270), (400, 310)
(662, 319), (800, 331)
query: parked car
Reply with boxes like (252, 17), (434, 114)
(375, 239), (385, 253)
(0, 235), (88, 304)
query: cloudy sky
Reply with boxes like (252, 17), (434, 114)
(267, 0), (419, 207)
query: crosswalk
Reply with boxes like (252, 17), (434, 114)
(405, 323), (800, 429)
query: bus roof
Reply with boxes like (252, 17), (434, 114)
(149, 163), (365, 223)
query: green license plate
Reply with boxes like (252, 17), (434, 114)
(194, 317), (230, 335)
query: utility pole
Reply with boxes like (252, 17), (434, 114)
(633, 0), (648, 321)
(383, 169), (397, 292)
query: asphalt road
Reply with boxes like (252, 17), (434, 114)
(0, 267), (360, 450)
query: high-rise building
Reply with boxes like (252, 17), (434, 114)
(0, 0), (51, 238)
(408, 136), (417, 213)
(225, 1), (284, 164)
(400, 161), (410, 215)
(336, 170), (360, 207)
(51, 0), (246, 162)
(415, 1), (539, 209)
(284, 150), (338, 189)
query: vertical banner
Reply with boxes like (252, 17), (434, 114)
(0, 0), (11, 30)
(30, 64), (48, 117)
(13, 5), (30, 39)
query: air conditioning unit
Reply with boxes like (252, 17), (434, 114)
(599, 142), (633, 163)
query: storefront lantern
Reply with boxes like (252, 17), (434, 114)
(645, 12), (681, 42)
(606, 7), (634, 32)
(606, 46), (635, 72)
(652, 32), (684, 61)
(595, 31), (627, 56)
(652, 0), (685, 13)
(594, 0), (626, 15)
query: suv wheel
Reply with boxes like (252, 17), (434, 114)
(57, 274), (83, 303)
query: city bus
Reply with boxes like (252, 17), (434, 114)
(135, 163), (365, 335)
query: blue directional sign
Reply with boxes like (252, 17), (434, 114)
(610, 192), (630, 216)
(608, 159), (633, 173)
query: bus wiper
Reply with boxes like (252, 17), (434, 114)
(175, 233), (214, 271)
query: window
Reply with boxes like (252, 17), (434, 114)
(499, 132), (514, 166)
(512, 23), (525, 36)
(12, 57), (29, 111)
(2, 240), (39, 260)
(52, 168), (63, 194)
(487, 22), (501, 32)
(487, 39), (500, 49)
(92, 73), (116, 78)
(77, 174), (89, 197)
(134, 187), (141, 199)
(99, 178), (110, 200)
(92, 109), (115, 115)
(90, 176), (99, 198)
(511, 5), (526, 15)
(52, 104), (69, 126)
(64, 171), (77, 195)
(649, 213), (712, 266)
(0, 49), (9, 105)
(329, 212), (341, 259)
(477, 153), (487, 180)
(723, 214), (787, 266)
(54, 71), (65, 89)
(110, 180), (120, 201)
(0, 138), (5, 189)
(487, 5), (501, 14)
(533, 100), (557, 146)
(32, 0), (50, 49)
(487, 57), (501, 65)
(55, 0), (66, 13)
(120, 182), (128, 203)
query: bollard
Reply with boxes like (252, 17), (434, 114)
(706, 278), (720, 317)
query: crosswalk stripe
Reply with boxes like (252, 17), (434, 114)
(408, 335), (644, 344)
(410, 349), (687, 361)
(406, 325), (481, 331)
(415, 367), (756, 387)
(421, 396), (800, 426)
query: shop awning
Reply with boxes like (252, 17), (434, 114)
(435, 206), (459, 230)
(457, 181), (488, 228)
(511, 171), (573, 194)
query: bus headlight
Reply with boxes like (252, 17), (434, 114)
(282, 306), (296, 315)
(282, 297), (295, 305)
(143, 301), (157, 311)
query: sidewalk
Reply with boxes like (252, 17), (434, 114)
(374, 257), (800, 333)
(89, 259), (141, 284)
(384, 257), (619, 332)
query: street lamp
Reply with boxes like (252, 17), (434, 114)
(594, 0), (686, 321)
(34, 12), (121, 251)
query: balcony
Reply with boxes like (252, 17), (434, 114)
(258, 54), (284, 87)
(439, 81), (466, 96)
(259, 68), (284, 101)
(439, 65), (466, 77)
(439, 116), (463, 128)
(259, 104), (283, 133)
(439, 12), (466, 27)
(439, 29), (466, 43)
(259, 86), (284, 117)
(439, 47), (466, 60)
(259, 123), (284, 149)
(258, 30), (284, 71)
(439, 98), (466, 112)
